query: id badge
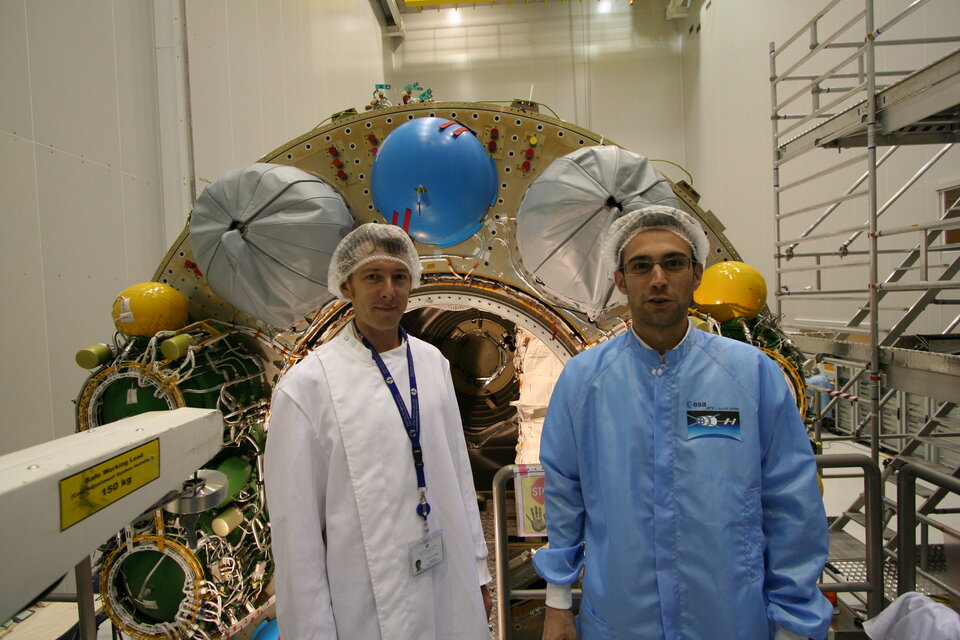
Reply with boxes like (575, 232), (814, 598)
(409, 529), (443, 576)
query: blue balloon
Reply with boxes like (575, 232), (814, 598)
(250, 618), (280, 640)
(372, 117), (498, 247)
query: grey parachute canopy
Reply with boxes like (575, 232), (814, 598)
(190, 163), (355, 328)
(515, 145), (678, 317)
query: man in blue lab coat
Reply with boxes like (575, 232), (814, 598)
(533, 206), (832, 640)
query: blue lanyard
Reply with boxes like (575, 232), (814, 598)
(355, 324), (431, 530)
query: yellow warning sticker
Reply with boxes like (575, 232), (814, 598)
(59, 439), (161, 531)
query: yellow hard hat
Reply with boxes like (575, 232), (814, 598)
(111, 282), (189, 337)
(694, 261), (767, 323)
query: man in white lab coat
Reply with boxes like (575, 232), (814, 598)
(265, 223), (493, 639)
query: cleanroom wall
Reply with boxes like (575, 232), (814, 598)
(0, 0), (388, 455)
(386, 1), (686, 181)
(0, 0), (164, 455)
(185, 0), (387, 199)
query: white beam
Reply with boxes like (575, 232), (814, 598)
(0, 408), (223, 622)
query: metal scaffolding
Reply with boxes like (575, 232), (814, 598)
(769, 0), (960, 623)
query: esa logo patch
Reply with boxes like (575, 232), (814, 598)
(686, 410), (742, 441)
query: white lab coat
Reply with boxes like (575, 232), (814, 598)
(863, 591), (960, 640)
(264, 330), (491, 640)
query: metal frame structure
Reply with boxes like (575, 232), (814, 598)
(769, 0), (960, 618)
(897, 462), (960, 598)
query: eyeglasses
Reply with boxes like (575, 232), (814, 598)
(621, 256), (695, 276)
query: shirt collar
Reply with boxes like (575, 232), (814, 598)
(349, 321), (406, 351)
(629, 318), (693, 353)
(338, 322), (407, 364)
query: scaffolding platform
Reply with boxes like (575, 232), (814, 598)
(778, 48), (960, 159)
(789, 333), (960, 403)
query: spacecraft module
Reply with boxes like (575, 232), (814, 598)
(72, 98), (806, 639)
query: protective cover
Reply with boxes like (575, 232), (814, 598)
(190, 163), (355, 328)
(515, 146), (677, 316)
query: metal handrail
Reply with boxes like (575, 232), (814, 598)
(492, 464), (515, 640)
(821, 454), (885, 618)
(896, 462), (960, 597)
(493, 454), (884, 637)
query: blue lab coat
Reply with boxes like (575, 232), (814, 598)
(533, 327), (833, 640)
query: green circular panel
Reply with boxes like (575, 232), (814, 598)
(117, 550), (187, 623)
(99, 378), (171, 424)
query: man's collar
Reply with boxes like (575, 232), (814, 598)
(350, 321), (406, 352)
(630, 318), (692, 352)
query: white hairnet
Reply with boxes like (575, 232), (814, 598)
(601, 205), (710, 276)
(327, 223), (422, 300)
